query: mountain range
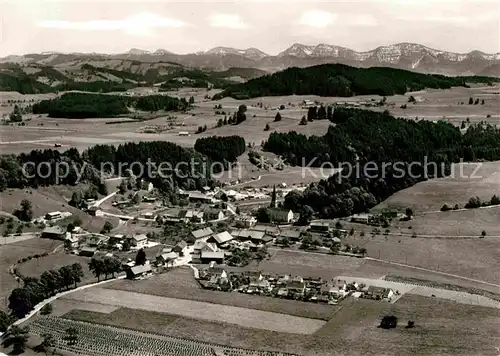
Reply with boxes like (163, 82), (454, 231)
(1, 42), (499, 76)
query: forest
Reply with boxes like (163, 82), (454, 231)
(0, 141), (212, 193)
(213, 63), (498, 99)
(272, 108), (500, 219)
(194, 136), (246, 170)
(31, 92), (188, 118)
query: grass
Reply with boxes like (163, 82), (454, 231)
(104, 267), (335, 320)
(60, 294), (500, 355)
(0, 238), (60, 311)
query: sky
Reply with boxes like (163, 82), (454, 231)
(1, 0), (499, 57)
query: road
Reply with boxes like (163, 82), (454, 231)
(91, 190), (118, 208)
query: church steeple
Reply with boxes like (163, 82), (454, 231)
(270, 185), (277, 208)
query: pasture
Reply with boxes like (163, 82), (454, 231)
(55, 294), (500, 356)
(62, 287), (326, 334)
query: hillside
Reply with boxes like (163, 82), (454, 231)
(213, 64), (499, 99)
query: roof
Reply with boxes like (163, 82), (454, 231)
(133, 234), (147, 242)
(42, 226), (65, 234)
(187, 191), (212, 200)
(286, 280), (306, 290)
(80, 246), (97, 253)
(130, 264), (152, 275)
(160, 252), (178, 260)
(200, 251), (225, 259)
(236, 215), (256, 221)
(279, 229), (301, 238)
(175, 240), (188, 249)
(267, 208), (292, 221)
(231, 229), (265, 240)
(211, 231), (234, 244)
(367, 286), (386, 295)
(191, 227), (214, 239)
(46, 211), (61, 216)
(204, 208), (222, 220)
(66, 235), (79, 243)
(310, 221), (330, 227)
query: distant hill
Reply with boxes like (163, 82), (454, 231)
(213, 64), (499, 99)
(2, 42), (499, 75)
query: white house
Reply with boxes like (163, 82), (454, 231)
(45, 211), (62, 221)
(235, 216), (257, 228)
(130, 234), (148, 248)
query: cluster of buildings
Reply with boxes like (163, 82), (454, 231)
(197, 266), (397, 304)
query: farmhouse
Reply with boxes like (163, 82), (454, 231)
(41, 226), (68, 240)
(286, 280), (306, 295)
(234, 215), (257, 228)
(172, 241), (188, 256)
(207, 231), (234, 247)
(191, 227), (214, 241)
(129, 234), (148, 248)
(85, 235), (107, 247)
(200, 251), (225, 264)
(351, 213), (374, 224)
(266, 208), (294, 224)
(156, 252), (178, 266)
(79, 246), (97, 257)
(126, 264), (152, 279)
(65, 235), (79, 248)
(178, 209), (204, 223)
(203, 208), (224, 221)
(187, 191), (213, 203)
(141, 212), (156, 220)
(310, 221), (330, 233)
(45, 211), (62, 220)
(366, 286), (394, 301)
(279, 229), (302, 241)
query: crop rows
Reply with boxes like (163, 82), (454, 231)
(29, 316), (299, 356)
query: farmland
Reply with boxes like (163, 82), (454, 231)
(50, 294), (500, 356)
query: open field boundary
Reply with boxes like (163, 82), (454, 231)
(63, 287), (327, 334)
(336, 275), (500, 309)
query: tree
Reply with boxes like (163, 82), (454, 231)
(465, 196), (481, 209)
(135, 248), (147, 266)
(15, 224), (23, 235)
(40, 303), (53, 315)
(0, 310), (12, 332)
(189, 96), (195, 105)
(64, 327), (78, 345)
(441, 203), (451, 211)
(335, 221), (343, 230)
(379, 315), (398, 329)
(480, 230), (486, 238)
(307, 106), (317, 121)
(122, 238), (130, 251)
(103, 257), (121, 278)
(256, 207), (270, 223)
(39, 333), (56, 354)
(59, 265), (75, 290)
(236, 104), (247, 124)
(405, 207), (413, 218)
(8, 326), (29, 354)
(317, 105), (327, 120)
(71, 263), (84, 288)
(13, 199), (33, 222)
(490, 194), (500, 205)
(299, 116), (307, 125)
(330, 243), (340, 254)
(358, 247), (367, 257)
(88, 258), (104, 281)
(118, 180), (127, 194)
(406, 320), (415, 329)
(100, 221), (113, 234)
(9, 105), (23, 122)
(274, 112), (282, 122)
(468, 97), (473, 105)
(264, 124), (270, 131)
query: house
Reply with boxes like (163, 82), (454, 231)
(172, 241), (188, 256)
(126, 264), (152, 279)
(178, 210), (204, 223)
(234, 215), (257, 228)
(156, 252), (178, 266)
(207, 231), (234, 246)
(279, 229), (302, 241)
(129, 234), (148, 248)
(266, 208), (294, 224)
(85, 235), (107, 247)
(191, 227), (214, 241)
(79, 246), (97, 257)
(310, 221), (330, 233)
(351, 213), (373, 224)
(193, 240), (217, 254)
(246, 271), (264, 281)
(41, 226), (68, 240)
(65, 235), (79, 248)
(109, 234), (125, 245)
(326, 280), (349, 298)
(203, 208), (224, 221)
(249, 278), (271, 291)
(286, 280), (306, 295)
(141, 212), (156, 220)
(366, 286), (392, 300)
(187, 191), (213, 203)
(204, 263), (227, 279)
(200, 251), (225, 264)
(178, 131), (190, 136)
(140, 180), (154, 192)
(231, 229), (271, 244)
(331, 237), (342, 244)
(302, 99), (314, 107)
(45, 211), (62, 221)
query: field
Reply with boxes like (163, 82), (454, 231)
(374, 161), (500, 213)
(0, 238), (60, 310)
(103, 267), (335, 320)
(52, 294), (500, 356)
(0, 185), (119, 233)
(62, 286), (326, 334)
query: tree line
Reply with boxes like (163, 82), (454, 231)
(194, 135), (246, 170)
(88, 256), (122, 282)
(32, 92), (188, 118)
(9, 263), (84, 318)
(275, 108), (500, 219)
(213, 63), (498, 99)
